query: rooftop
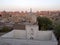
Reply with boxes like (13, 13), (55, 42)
(0, 30), (58, 45)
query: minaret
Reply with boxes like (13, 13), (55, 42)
(30, 8), (32, 13)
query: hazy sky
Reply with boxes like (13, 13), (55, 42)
(0, 0), (60, 11)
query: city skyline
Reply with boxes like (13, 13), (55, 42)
(0, 0), (60, 11)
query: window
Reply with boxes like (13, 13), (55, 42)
(0, 14), (2, 17)
(30, 37), (33, 39)
(31, 28), (33, 30)
(31, 28), (34, 35)
(10, 15), (12, 17)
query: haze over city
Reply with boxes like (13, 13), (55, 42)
(0, 0), (60, 11)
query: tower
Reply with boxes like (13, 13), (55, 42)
(30, 8), (32, 13)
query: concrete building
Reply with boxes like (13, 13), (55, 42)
(0, 24), (58, 45)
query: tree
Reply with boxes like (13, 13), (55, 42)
(37, 16), (53, 30)
(0, 26), (13, 32)
(54, 24), (60, 40)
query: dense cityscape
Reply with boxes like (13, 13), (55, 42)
(0, 10), (60, 25)
(0, 9), (60, 45)
(0, 10), (60, 23)
(0, 0), (60, 45)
